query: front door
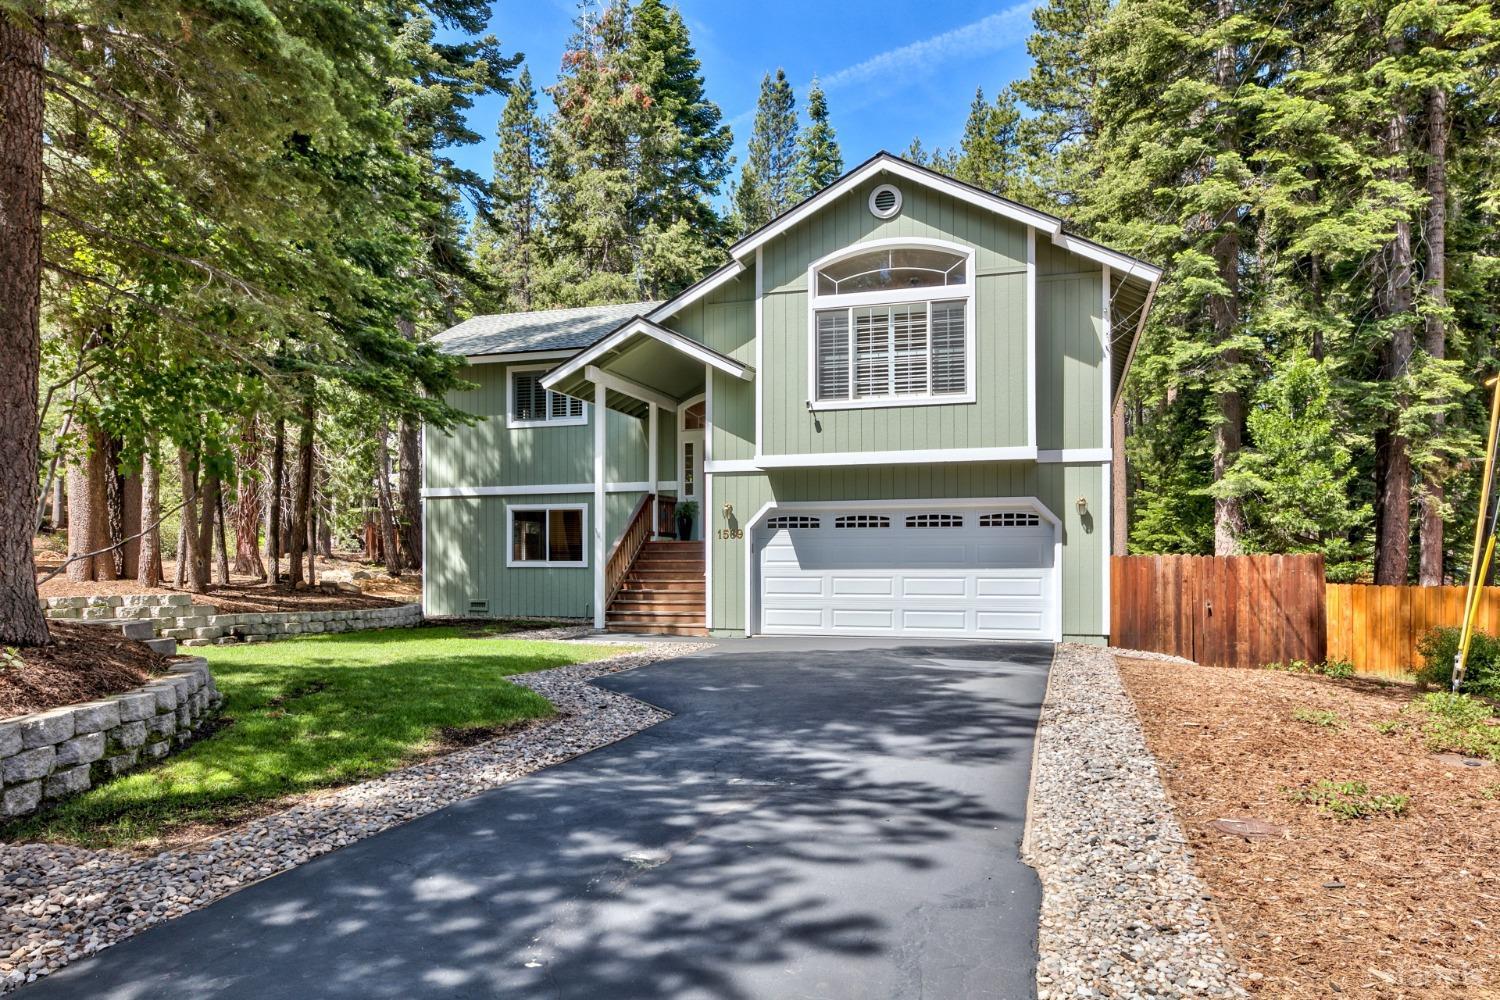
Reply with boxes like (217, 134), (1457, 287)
(678, 399), (705, 540)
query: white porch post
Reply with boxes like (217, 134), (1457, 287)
(647, 402), (659, 537)
(593, 380), (606, 629)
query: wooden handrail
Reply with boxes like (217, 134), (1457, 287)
(605, 493), (655, 608)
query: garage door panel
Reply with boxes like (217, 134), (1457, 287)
(757, 504), (1058, 641)
(831, 576), (896, 597)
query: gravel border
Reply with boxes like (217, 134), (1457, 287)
(1024, 644), (1247, 999)
(0, 640), (707, 992)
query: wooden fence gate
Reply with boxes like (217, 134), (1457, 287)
(1111, 554), (1327, 669)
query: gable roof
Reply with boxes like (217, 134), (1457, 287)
(433, 301), (659, 359)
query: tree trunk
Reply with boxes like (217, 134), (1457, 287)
(103, 434), (124, 579)
(0, 6), (49, 644)
(266, 416), (285, 583)
(374, 422), (403, 578)
(214, 487), (231, 585)
(65, 460), (92, 582)
(53, 476), (65, 530)
(1209, 0), (1245, 557)
(1418, 85), (1448, 586)
(195, 466), (220, 589)
(398, 417), (422, 571)
(173, 521), (187, 589)
(1375, 107), (1415, 586)
(287, 397), (314, 588)
(120, 469), (142, 580)
(176, 447), (206, 593)
(67, 427), (115, 581)
(234, 417), (266, 577)
(138, 450), (163, 587)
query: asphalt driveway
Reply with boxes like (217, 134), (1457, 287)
(21, 637), (1052, 1000)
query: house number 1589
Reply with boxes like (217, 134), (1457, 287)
(716, 528), (743, 540)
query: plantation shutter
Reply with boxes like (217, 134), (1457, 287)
(930, 300), (966, 395)
(512, 371), (548, 421)
(815, 310), (851, 400)
(892, 304), (928, 395)
(854, 306), (891, 398)
(548, 391), (583, 419)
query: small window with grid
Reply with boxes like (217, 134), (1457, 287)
(905, 513), (964, 528)
(834, 514), (892, 529)
(979, 511), (1040, 528)
(766, 515), (820, 529)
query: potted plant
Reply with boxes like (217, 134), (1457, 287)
(675, 500), (699, 541)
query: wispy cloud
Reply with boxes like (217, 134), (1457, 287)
(820, 1), (1041, 91)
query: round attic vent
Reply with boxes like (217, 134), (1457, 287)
(869, 184), (902, 219)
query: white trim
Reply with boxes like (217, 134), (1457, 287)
(1100, 266), (1113, 453)
(715, 445), (1037, 472)
(678, 430), (703, 502)
(805, 238), (977, 410)
(754, 246), (763, 459)
(465, 349), (577, 366)
(506, 362), (588, 429)
(420, 423), (428, 616)
(702, 460), (758, 474)
(730, 155), (1062, 262)
(1026, 226), (1037, 450)
(422, 481), (676, 499)
(1102, 460), (1112, 640)
(1049, 231), (1163, 283)
(585, 365), (678, 413)
(542, 318), (752, 390)
(1100, 266), (1113, 641)
(704, 364), (714, 630)
(505, 502), (589, 569)
(645, 260), (746, 324)
(1114, 277), (1160, 405)
(1036, 449), (1112, 464)
(868, 183), (903, 219)
(740, 495), (1063, 642)
(648, 402), (659, 532)
(593, 381), (606, 628)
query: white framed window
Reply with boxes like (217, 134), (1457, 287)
(979, 511), (1040, 528)
(807, 239), (976, 410)
(507, 503), (588, 567)
(508, 364), (586, 428)
(834, 514), (892, 529)
(766, 515), (821, 529)
(906, 513), (964, 528)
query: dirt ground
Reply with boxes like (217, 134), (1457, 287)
(1, 622), (174, 717)
(34, 544), (421, 613)
(1119, 657), (1500, 998)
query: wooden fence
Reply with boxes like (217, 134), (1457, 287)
(1111, 554), (1327, 669)
(1325, 584), (1500, 678)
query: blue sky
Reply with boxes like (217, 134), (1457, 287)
(445, 0), (1041, 194)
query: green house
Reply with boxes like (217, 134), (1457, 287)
(424, 153), (1160, 643)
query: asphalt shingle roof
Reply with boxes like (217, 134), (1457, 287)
(433, 301), (660, 358)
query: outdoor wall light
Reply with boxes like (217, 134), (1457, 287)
(722, 503), (734, 520)
(1076, 496), (1089, 515)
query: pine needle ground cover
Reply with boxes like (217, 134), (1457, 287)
(1119, 657), (1499, 997)
(2, 627), (627, 849)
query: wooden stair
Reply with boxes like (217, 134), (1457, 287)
(607, 540), (707, 636)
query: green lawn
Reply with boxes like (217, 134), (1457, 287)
(3, 626), (628, 849)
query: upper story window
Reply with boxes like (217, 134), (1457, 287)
(509, 366), (585, 428)
(809, 241), (975, 409)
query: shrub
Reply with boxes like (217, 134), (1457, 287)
(1415, 626), (1500, 698)
(1292, 706), (1344, 729)
(1285, 780), (1410, 820)
(1413, 692), (1500, 761)
(1318, 658), (1355, 679)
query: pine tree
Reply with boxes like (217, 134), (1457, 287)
(476, 65), (546, 310)
(952, 88), (1022, 195)
(732, 69), (799, 234)
(795, 78), (843, 198)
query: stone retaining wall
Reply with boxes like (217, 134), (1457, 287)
(42, 597), (423, 647)
(1, 659), (222, 819)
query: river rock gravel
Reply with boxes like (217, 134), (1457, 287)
(1025, 643), (1248, 999)
(0, 640), (706, 993)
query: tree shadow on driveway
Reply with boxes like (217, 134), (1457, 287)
(21, 639), (1052, 1000)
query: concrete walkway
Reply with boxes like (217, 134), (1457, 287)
(21, 637), (1052, 1000)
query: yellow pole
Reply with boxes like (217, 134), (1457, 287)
(1455, 375), (1500, 691)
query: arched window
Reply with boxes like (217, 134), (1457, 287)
(809, 241), (974, 406)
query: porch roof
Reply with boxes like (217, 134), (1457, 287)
(541, 317), (752, 418)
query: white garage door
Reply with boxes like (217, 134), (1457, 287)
(755, 505), (1058, 640)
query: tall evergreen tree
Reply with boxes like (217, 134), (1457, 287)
(795, 78), (843, 198)
(952, 88), (1022, 196)
(476, 66), (546, 311)
(732, 69), (799, 234)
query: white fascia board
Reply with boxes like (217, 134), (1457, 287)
(464, 348), (578, 365)
(729, 155), (1063, 262)
(587, 365), (679, 413)
(1048, 232), (1163, 283)
(422, 481), (676, 499)
(646, 260), (747, 323)
(1036, 448), (1113, 464)
(710, 446), (1037, 472)
(1113, 277), (1161, 406)
(542, 319), (751, 391)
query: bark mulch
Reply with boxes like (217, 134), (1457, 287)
(1, 622), (173, 719)
(1118, 657), (1499, 999)
(36, 572), (414, 614)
